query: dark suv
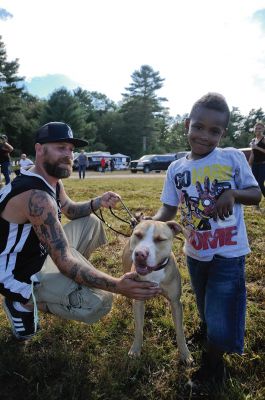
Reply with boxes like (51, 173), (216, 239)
(73, 156), (101, 171)
(130, 153), (188, 173)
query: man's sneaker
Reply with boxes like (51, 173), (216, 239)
(3, 298), (39, 340)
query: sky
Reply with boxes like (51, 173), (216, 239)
(0, 0), (265, 117)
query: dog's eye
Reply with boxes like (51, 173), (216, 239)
(134, 231), (143, 239)
(154, 235), (167, 242)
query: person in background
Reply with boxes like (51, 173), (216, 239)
(77, 149), (88, 179)
(0, 122), (161, 342)
(100, 157), (106, 172)
(150, 93), (261, 389)
(19, 153), (34, 172)
(0, 134), (13, 185)
(110, 158), (115, 172)
(248, 121), (265, 209)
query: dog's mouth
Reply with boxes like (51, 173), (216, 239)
(134, 258), (169, 275)
(135, 264), (151, 276)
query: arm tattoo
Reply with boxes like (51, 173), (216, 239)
(44, 212), (58, 242)
(28, 190), (46, 217)
(29, 190), (114, 290)
(69, 264), (79, 280)
(29, 190), (69, 261)
(62, 197), (101, 220)
(80, 268), (116, 289)
(69, 263), (116, 290)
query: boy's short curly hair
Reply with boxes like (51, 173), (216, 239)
(189, 92), (230, 128)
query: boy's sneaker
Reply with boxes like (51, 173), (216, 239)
(3, 298), (39, 341)
(190, 351), (226, 388)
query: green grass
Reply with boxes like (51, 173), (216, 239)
(0, 177), (264, 400)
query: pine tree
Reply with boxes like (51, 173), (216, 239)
(0, 35), (25, 144)
(120, 65), (167, 158)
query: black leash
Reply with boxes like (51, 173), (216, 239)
(91, 198), (137, 237)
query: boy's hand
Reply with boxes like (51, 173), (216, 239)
(215, 190), (235, 220)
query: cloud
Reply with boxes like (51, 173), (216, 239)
(0, 8), (13, 20)
(252, 8), (265, 30)
(253, 75), (265, 90)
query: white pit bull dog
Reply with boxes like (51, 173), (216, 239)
(122, 219), (192, 364)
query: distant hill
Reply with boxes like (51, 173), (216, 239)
(24, 74), (81, 98)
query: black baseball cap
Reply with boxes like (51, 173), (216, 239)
(35, 122), (88, 148)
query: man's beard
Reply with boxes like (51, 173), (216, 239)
(43, 160), (72, 179)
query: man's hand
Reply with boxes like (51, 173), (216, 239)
(116, 272), (162, 300)
(100, 191), (121, 208)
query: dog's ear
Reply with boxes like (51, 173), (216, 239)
(134, 212), (144, 223)
(166, 221), (190, 240)
(166, 221), (183, 236)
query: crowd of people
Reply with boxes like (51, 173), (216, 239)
(99, 157), (115, 172)
(0, 102), (264, 392)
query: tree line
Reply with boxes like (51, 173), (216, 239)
(0, 35), (264, 160)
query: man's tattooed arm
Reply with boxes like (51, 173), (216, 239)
(69, 263), (117, 290)
(60, 196), (102, 220)
(29, 190), (71, 263)
(28, 190), (118, 291)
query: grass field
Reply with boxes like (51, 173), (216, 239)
(0, 176), (264, 400)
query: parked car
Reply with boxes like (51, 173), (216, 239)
(130, 152), (188, 173)
(73, 156), (101, 171)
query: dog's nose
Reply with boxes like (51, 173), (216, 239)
(135, 248), (149, 261)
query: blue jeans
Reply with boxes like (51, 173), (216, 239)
(78, 165), (86, 179)
(0, 161), (11, 184)
(187, 254), (246, 354)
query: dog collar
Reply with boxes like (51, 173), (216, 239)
(149, 257), (169, 272)
(135, 257), (170, 276)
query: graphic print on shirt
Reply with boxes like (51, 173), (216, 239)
(180, 176), (231, 231)
(174, 163), (239, 251)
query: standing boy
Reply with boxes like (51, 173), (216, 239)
(152, 93), (261, 386)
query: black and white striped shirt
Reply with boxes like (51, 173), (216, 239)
(0, 171), (61, 302)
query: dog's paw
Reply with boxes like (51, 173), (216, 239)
(180, 351), (194, 366)
(128, 345), (142, 357)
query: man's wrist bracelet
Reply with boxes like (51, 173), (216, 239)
(91, 197), (101, 211)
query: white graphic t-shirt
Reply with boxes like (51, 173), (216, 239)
(161, 147), (259, 261)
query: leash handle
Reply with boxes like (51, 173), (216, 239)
(119, 198), (136, 220)
(91, 199), (132, 237)
(109, 198), (138, 228)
